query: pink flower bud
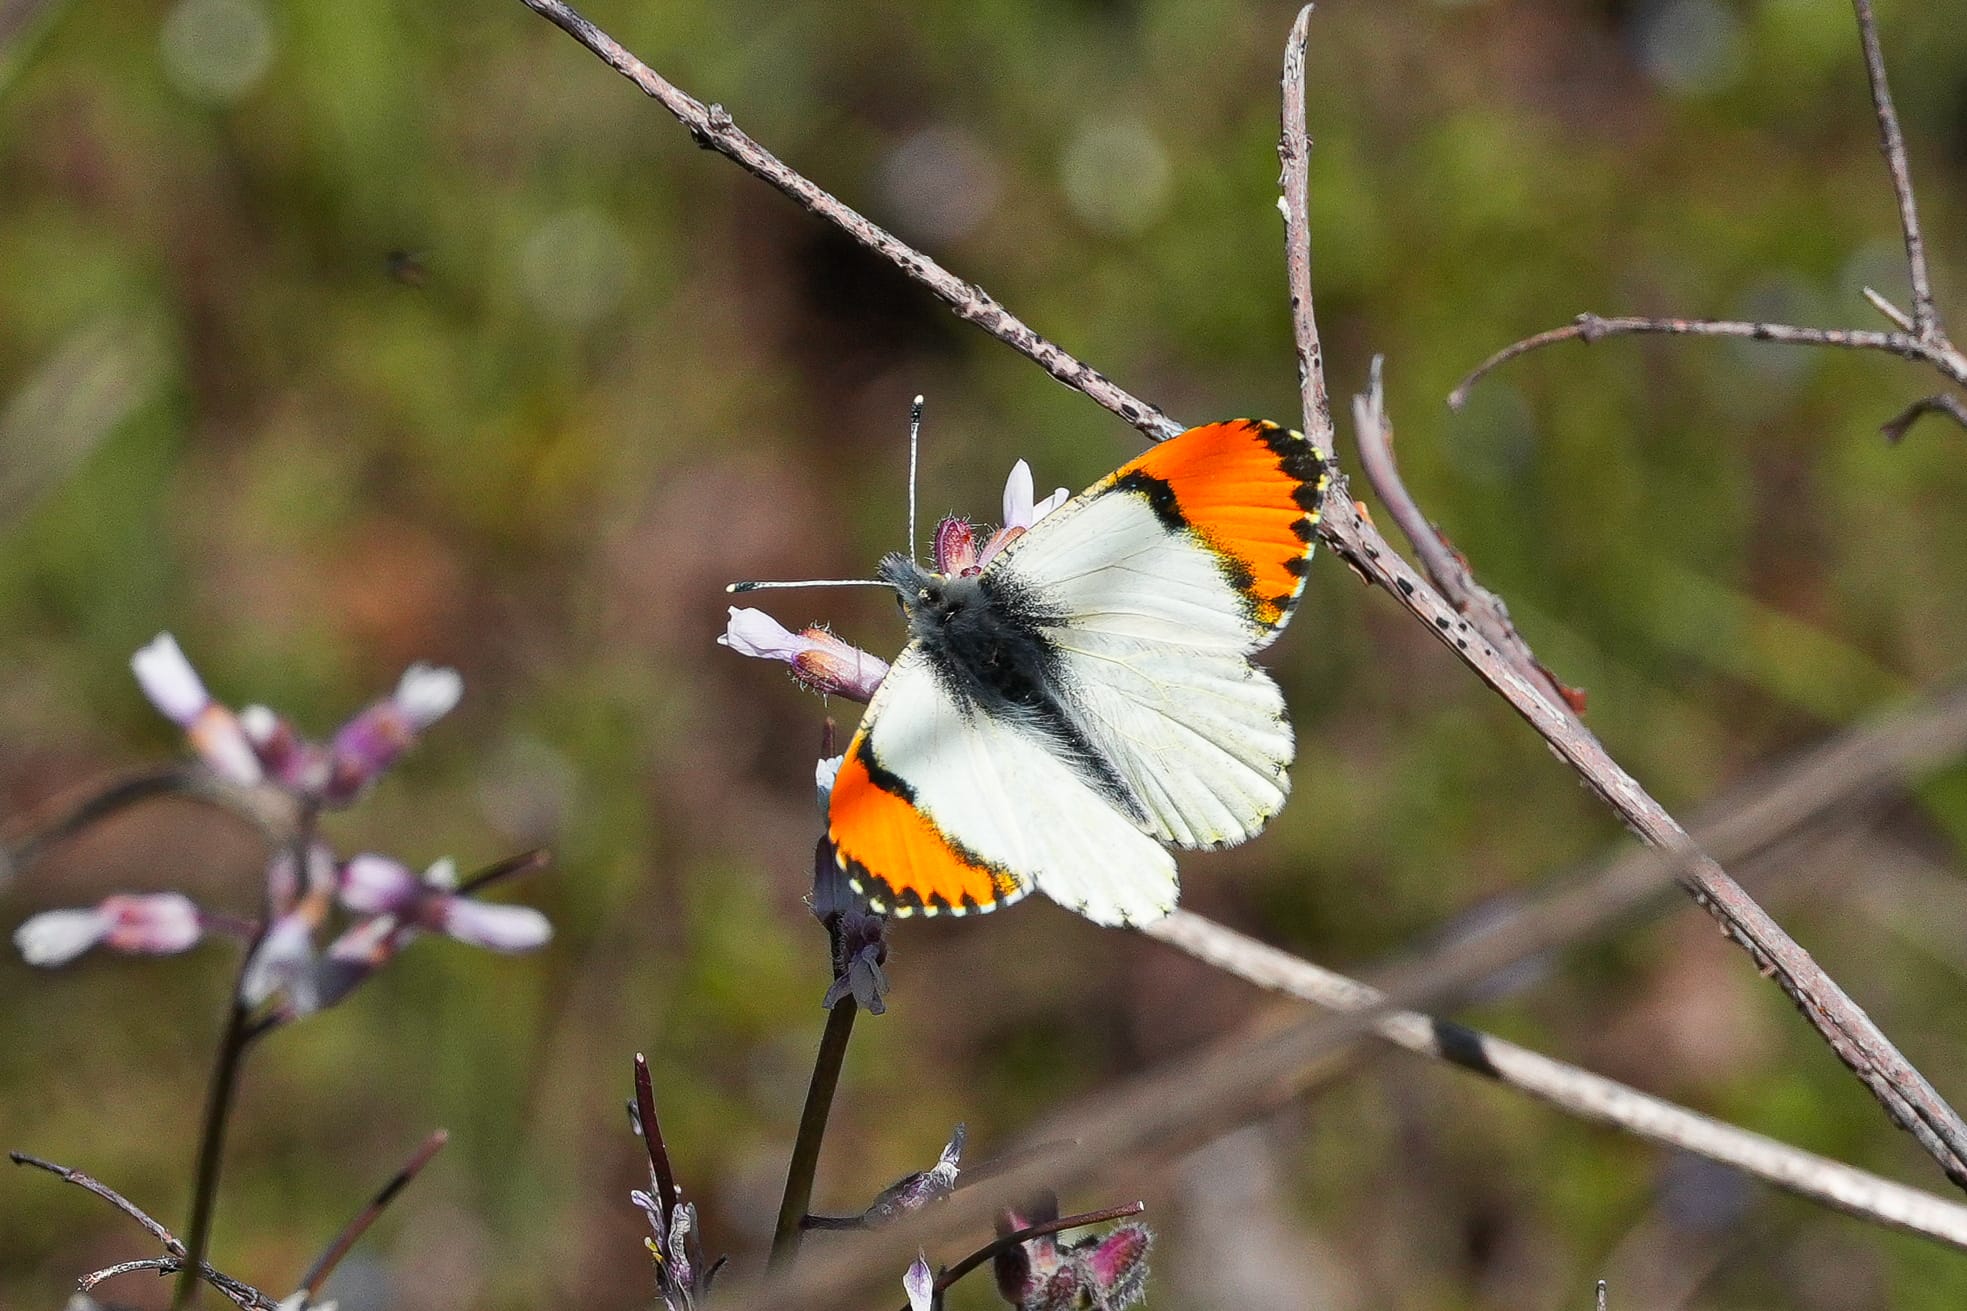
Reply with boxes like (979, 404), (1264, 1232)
(934, 517), (979, 575)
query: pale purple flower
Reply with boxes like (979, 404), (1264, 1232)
(128, 634), (461, 808)
(324, 664), (463, 803)
(718, 608), (889, 701)
(132, 634), (263, 786)
(335, 854), (552, 951)
(633, 1188), (708, 1311)
(13, 893), (204, 966)
(904, 1253), (935, 1311)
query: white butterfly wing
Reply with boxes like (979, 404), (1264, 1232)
(993, 419), (1328, 850)
(829, 644), (1178, 927)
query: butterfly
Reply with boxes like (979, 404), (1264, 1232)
(815, 418), (1330, 927)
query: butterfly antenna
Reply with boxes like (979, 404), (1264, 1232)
(907, 394), (925, 564)
(726, 578), (889, 594)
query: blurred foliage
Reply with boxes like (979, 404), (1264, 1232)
(4, 0), (1967, 1307)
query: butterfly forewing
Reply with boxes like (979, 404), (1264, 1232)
(990, 419), (1328, 850)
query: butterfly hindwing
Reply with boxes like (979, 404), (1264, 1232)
(829, 644), (1178, 926)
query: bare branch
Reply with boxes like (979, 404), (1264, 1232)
(1451, 3), (1963, 428)
(298, 1129), (448, 1298)
(9, 1153), (276, 1310)
(11, 1151), (181, 1251)
(1142, 898), (1967, 1250)
(1279, 5), (1335, 452)
(1352, 356), (1584, 716)
(2, 765), (297, 886)
(1277, 10), (1967, 1191)
(513, 0), (1180, 443)
(1448, 313), (1967, 412)
(1882, 393), (1967, 444)
(1851, 0), (1937, 337)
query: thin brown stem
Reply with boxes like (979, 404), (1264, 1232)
(1851, 0), (1936, 337)
(1352, 356), (1584, 716)
(2, 765), (296, 885)
(1882, 392), (1967, 444)
(176, 803), (318, 1309)
(770, 997), (858, 1268)
(12, 1151), (182, 1251)
(514, 0), (1179, 443)
(10, 1153), (275, 1310)
(1448, 313), (1967, 411)
(298, 1129), (448, 1298)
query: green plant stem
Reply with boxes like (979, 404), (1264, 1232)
(769, 999), (858, 1269)
(171, 999), (254, 1311)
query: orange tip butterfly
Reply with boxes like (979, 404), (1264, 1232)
(744, 416), (1330, 928)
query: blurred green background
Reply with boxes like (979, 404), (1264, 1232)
(5, 0), (1967, 1306)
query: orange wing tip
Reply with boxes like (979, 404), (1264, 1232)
(1116, 418), (1330, 633)
(829, 746), (1025, 918)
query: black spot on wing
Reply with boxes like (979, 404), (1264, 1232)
(1110, 469), (1186, 532)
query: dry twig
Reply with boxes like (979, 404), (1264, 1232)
(1449, 1), (1967, 441)
(9, 1153), (276, 1310)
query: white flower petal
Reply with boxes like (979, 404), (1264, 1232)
(14, 908), (109, 966)
(903, 1253), (935, 1311)
(241, 915), (316, 1008)
(239, 704), (278, 745)
(1032, 486), (1070, 522)
(131, 633), (209, 726)
(719, 607), (812, 661)
(395, 664), (463, 730)
(191, 709), (266, 786)
(439, 899), (551, 951)
(1001, 459), (1035, 529)
(424, 856), (459, 891)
